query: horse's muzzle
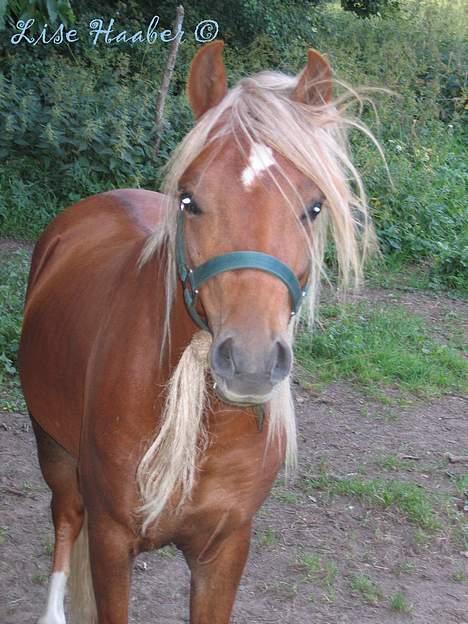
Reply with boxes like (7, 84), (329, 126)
(210, 334), (292, 404)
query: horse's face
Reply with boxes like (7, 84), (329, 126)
(179, 140), (323, 403)
(180, 42), (332, 404)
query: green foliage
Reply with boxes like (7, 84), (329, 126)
(0, 248), (29, 380)
(313, 1), (467, 290)
(361, 129), (467, 290)
(0, 1), (466, 288)
(295, 303), (467, 396)
(341, 0), (399, 18)
(0, 0), (74, 30)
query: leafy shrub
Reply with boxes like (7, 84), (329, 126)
(0, 0), (466, 289)
(0, 0), (74, 31)
(0, 249), (30, 381)
(341, 0), (400, 17)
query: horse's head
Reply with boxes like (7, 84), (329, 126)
(179, 137), (318, 403)
(151, 42), (372, 405)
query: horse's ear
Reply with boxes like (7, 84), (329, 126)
(187, 40), (228, 119)
(292, 49), (333, 105)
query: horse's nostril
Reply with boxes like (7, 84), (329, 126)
(212, 336), (235, 378)
(270, 339), (292, 384)
(212, 334), (291, 387)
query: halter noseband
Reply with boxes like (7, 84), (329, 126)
(175, 204), (309, 332)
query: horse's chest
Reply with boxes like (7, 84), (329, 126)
(177, 434), (281, 544)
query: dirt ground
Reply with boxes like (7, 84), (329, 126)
(1, 289), (467, 623)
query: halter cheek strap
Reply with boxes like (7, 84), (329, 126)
(175, 207), (308, 332)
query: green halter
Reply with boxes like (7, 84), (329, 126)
(175, 206), (308, 332)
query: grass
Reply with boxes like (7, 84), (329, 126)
(376, 454), (416, 472)
(454, 474), (468, 497)
(349, 574), (383, 605)
(303, 474), (440, 530)
(394, 561), (416, 576)
(389, 591), (412, 613)
(295, 303), (467, 398)
(257, 527), (280, 547)
(298, 552), (338, 589)
(366, 257), (468, 299)
(271, 485), (301, 505)
(42, 540), (54, 556)
(452, 570), (467, 583)
(32, 573), (48, 585)
(412, 528), (433, 548)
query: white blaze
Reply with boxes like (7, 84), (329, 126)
(38, 571), (67, 624)
(241, 143), (275, 189)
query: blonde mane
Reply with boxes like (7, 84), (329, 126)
(137, 68), (381, 532)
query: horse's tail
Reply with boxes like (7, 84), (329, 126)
(68, 511), (98, 624)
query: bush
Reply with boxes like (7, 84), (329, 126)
(341, 0), (400, 18)
(0, 249), (29, 382)
(0, 1), (466, 289)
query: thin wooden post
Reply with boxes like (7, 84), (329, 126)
(154, 5), (185, 158)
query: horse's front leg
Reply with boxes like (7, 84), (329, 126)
(185, 523), (252, 624)
(88, 514), (136, 624)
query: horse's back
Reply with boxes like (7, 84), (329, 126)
(19, 189), (166, 456)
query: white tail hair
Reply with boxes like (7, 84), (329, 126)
(137, 331), (296, 533)
(68, 512), (97, 623)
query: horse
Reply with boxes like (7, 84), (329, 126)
(18, 41), (374, 623)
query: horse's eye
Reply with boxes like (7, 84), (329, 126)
(302, 201), (322, 222)
(180, 193), (202, 215)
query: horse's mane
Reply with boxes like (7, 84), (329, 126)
(141, 68), (380, 340)
(136, 69), (382, 532)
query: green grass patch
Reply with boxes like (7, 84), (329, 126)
(452, 569), (467, 583)
(303, 474), (440, 530)
(271, 487), (301, 505)
(257, 527), (280, 548)
(349, 574), (383, 605)
(454, 474), (468, 497)
(376, 454), (416, 472)
(295, 303), (467, 397)
(389, 591), (412, 613)
(32, 573), (48, 585)
(297, 552), (338, 590)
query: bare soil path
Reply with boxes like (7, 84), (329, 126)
(1, 377), (466, 623)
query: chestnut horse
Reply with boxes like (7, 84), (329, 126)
(19, 41), (373, 623)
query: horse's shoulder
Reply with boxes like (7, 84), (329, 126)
(26, 188), (167, 299)
(102, 188), (168, 233)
